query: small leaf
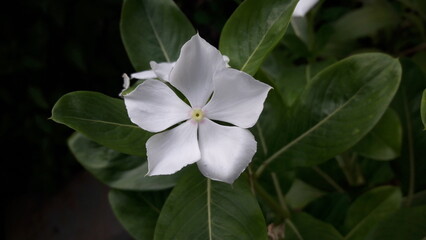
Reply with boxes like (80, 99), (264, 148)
(261, 50), (335, 106)
(109, 189), (169, 240)
(421, 89), (426, 128)
(154, 168), (268, 240)
(121, 0), (195, 71)
(305, 193), (351, 230)
(366, 205), (426, 240)
(343, 186), (402, 240)
(352, 108), (402, 160)
(51, 91), (151, 157)
(68, 133), (180, 190)
(332, 2), (399, 42)
(220, 0), (298, 75)
(285, 179), (326, 210)
(285, 212), (344, 240)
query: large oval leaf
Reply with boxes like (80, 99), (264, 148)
(121, 0), (195, 71)
(109, 189), (169, 240)
(257, 53), (401, 174)
(343, 186), (402, 240)
(366, 205), (426, 240)
(154, 168), (268, 240)
(219, 0), (298, 75)
(352, 108), (402, 161)
(285, 212), (344, 240)
(68, 133), (180, 190)
(51, 91), (150, 157)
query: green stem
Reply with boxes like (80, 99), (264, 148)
(403, 89), (415, 206)
(336, 152), (365, 186)
(253, 181), (289, 219)
(305, 63), (311, 83)
(271, 172), (291, 217)
(285, 219), (304, 240)
(312, 166), (345, 193)
(256, 122), (268, 155)
(207, 179), (213, 240)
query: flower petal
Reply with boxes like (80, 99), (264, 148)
(131, 70), (157, 80)
(123, 79), (191, 132)
(170, 34), (226, 108)
(147, 120), (200, 175)
(293, 0), (319, 17)
(120, 73), (131, 96)
(197, 119), (256, 184)
(203, 68), (272, 128)
(150, 61), (175, 82)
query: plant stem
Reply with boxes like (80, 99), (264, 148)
(247, 166), (256, 195)
(312, 166), (345, 193)
(271, 172), (291, 216)
(336, 152), (365, 186)
(403, 89), (415, 206)
(253, 181), (290, 219)
(256, 122), (268, 155)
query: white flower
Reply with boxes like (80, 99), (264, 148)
(293, 0), (319, 17)
(291, 0), (320, 43)
(122, 34), (271, 184)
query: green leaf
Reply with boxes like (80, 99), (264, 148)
(121, 0), (195, 71)
(261, 47), (335, 106)
(421, 89), (426, 128)
(285, 212), (344, 240)
(366, 205), (426, 240)
(332, 1), (399, 42)
(305, 193), (351, 230)
(257, 53), (402, 174)
(352, 108), (402, 160)
(109, 189), (169, 240)
(68, 133), (180, 190)
(154, 168), (268, 240)
(51, 91), (150, 157)
(285, 179), (326, 210)
(219, 0), (298, 75)
(343, 186), (402, 240)
(392, 58), (426, 200)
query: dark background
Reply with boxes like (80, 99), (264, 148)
(2, 0), (237, 239)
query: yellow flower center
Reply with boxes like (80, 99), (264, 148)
(191, 109), (204, 122)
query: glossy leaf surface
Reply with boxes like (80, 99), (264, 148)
(343, 186), (402, 240)
(68, 133), (180, 190)
(285, 212), (344, 240)
(260, 53), (401, 172)
(154, 168), (267, 240)
(109, 189), (168, 240)
(366, 205), (426, 240)
(121, 0), (195, 71)
(352, 108), (402, 160)
(220, 0), (298, 75)
(52, 91), (150, 157)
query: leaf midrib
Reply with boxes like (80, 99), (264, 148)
(256, 60), (396, 177)
(344, 192), (396, 240)
(142, 0), (171, 62)
(57, 116), (139, 129)
(240, 2), (292, 73)
(286, 219), (305, 240)
(207, 179), (213, 240)
(258, 84), (364, 174)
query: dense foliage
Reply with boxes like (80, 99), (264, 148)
(50, 0), (426, 239)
